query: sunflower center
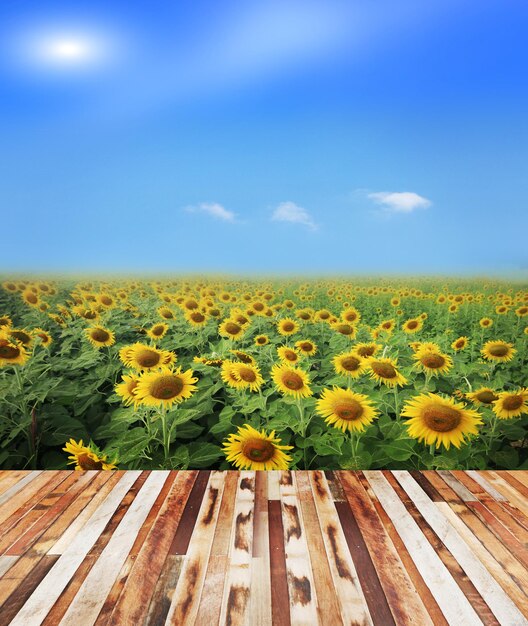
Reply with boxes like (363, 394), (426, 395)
(423, 404), (461, 432)
(242, 439), (275, 462)
(476, 390), (497, 404)
(136, 349), (161, 368)
(341, 356), (361, 371)
(257, 337), (266, 344)
(371, 361), (396, 379)
(407, 321), (418, 329)
(285, 351), (297, 361)
(192, 312), (205, 322)
(225, 322), (241, 335)
(239, 367), (257, 383)
(150, 375), (184, 399)
(336, 324), (353, 335)
(357, 346), (375, 357)
(282, 372), (304, 390)
(282, 322), (295, 332)
(152, 326), (164, 336)
(11, 331), (31, 344)
(334, 400), (364, 421)
(0, 344), (20, 359)
(100, 296), (112, 305)
(299, 342), (312, 351)
(77, 453), (104, 470)
(91, 329), (110, 343)
(502, 395), (523, 411)
(455, 340), (465, 348)
(26, 293), (38, 304)
(489, 345), (508, 357)
(420, 354), (445, 369)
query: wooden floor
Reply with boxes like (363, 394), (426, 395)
(0, 471), (527, 625)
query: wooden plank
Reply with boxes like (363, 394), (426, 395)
(295, 472), (344, 626)
(165, 471), (225, 625)
(106, 471), (196, 625)
(144, 555), (184, 626)
(0, 471), (28, 496)
(437, 470), (477, 502)
(467, 471), (507, 502)
(0, 471), (42, 507)
(218, 471), (255, 626)
(308, 471), (374, 626)
(169, 470), (210, 555)
(365, 471), (483, 626)
(393, 471), (527, 626)
(48, 471), (124, 555)
(279, 471), (319, 625)
(385, 473), (499, 626)
(0, 555), (59, 624)
(268, 500), (291, 626)
(249, 471), (272, 626)
(0, 555), (18, 578)
(337, 471), (433, 626)
(267, 471), (281, 500)
(58, 471), (170, 626)
(8, 471), (141, 626)
(437, 502), (528, 621)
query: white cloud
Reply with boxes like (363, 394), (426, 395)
(185, 202), (236, 222)
(367, 191), (432, 213)
(271, 201), (318, 231)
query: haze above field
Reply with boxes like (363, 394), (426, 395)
(0, 0), (527, 274)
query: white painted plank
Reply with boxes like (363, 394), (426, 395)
(0, 471), (42, 507)
(9, 471), (141, 626)
(365, 471), (483, 626)
(59, 471), (170, 626)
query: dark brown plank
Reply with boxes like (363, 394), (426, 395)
(169, 470), (210, 555)
(268, 500), (291, 626)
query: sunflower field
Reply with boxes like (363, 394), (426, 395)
(0, 276), (527, 472)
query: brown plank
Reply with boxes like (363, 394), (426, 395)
(0, 555), (59, 623)
(169, 470), (210, 555)
(144, 555), (184, 626)
(106, 471), (197, 625)
(268, 499), (291, 626)
(409, 470), (443, 502)
(337, 471), (433, 626)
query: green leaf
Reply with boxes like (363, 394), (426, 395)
(384, 438), (416, 461)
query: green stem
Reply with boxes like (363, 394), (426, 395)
(393, 387), (399, 420)
(296, 398), (308, 469)
(159, 406), (170, 466)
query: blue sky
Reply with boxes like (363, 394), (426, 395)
(1, 0), (527, 275)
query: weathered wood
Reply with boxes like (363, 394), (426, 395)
(0, 470), (526, 626)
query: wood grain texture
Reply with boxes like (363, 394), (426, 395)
(0, 470), (525, 626)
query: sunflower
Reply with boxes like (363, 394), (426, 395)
(413, 349), (453, 377)
(186, 310), (208, 327)
(9, 329), (33, 347)
(341, 307), (361, 324)
(135, 367), (198, 408)
(85, 326), (116, 348)
(295, 339), (317, 356)
(277, 318), (300, 336)
(354, 342), (381, 359)
(147, 322), (169, 340)
(231, 362), (264, 392)
(378, 319), (396, 333)
(316, 387), (378, 433)
(331, 322), (357, 339)
(120, 342), (175, 371)
(479, 317), (493, 329)
(277, 346), (301, 364)
(193, 356), (224, 367)
(229, 350), (256, 365)
(254, 334), (270, 346)
(367, 357), (407, 388)
(0, 315), (12, 328)
(22, 289), (40, 307)
(221, 360), (242, 388)
(63, 439), (117, 470)
(466, 387), (499, 406)
(402, 318), (423, 334)
(402, 393), (482, 450)
(115, 373), (141, 407)
(515, 306), (528, 317)
(481, 340), (516, 363)
(97, 293), (116, 309)
(158, 306), (176, 320)
(332, 351), (367, 379)
(492, 389), (528, 419)
(222, 424), (293, 470)
(451, 336), (469, 352)
(0, 334), (29, 367)
(32, 328), (52, 347)
(271, 364), (312, 399)
(219, 318), (246, 340)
